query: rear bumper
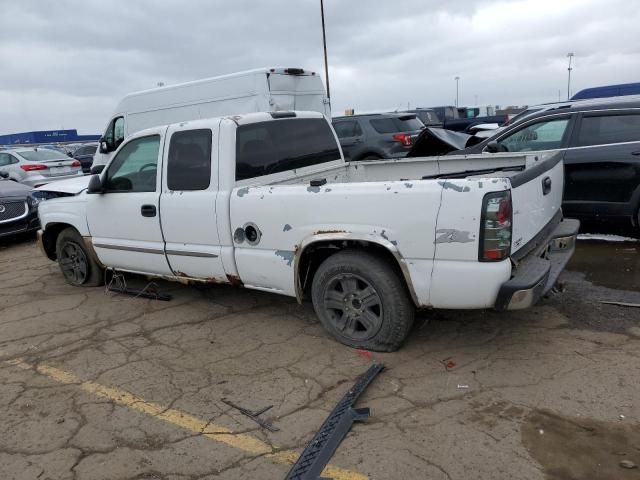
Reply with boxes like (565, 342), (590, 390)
(495, 218), (580, 310)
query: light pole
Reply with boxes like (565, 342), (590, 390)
(567, 52), (574, 100)
(454, 76), (460, 107)
(320, 0), (330, 102)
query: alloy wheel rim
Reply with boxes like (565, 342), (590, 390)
(60, 242), (88, 284)
(323, 273), (383, 341)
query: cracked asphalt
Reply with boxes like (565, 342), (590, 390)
(0, 235), (639, 480)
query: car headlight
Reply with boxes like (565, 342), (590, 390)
(28, 193), (43, 208)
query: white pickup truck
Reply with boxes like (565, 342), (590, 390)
(36, 111), (579, 351)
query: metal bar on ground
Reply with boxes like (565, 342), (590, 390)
(285, 363), (385, 480)
(222, 398), (279, 432)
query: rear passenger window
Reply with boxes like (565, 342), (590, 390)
(576, 114), (640, 147)
(370, 118), (397, 134)
(333, 121), (362, 138)
(370, 116), (423, 134)
(167, 129), (212, 191)
(235, 118), (341, 181)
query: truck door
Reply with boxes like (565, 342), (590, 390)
(159, 121), (226, 280)
(86, 128), (172, 275)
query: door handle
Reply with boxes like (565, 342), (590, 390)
(631, 151), (640, 156)
(141, 204), (157, 217)
(542, 176), (552, 195)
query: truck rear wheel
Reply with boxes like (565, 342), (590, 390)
(55, 228), (104, 287)
(311, 250), (414, 352)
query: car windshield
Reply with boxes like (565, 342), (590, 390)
(17, 149), (69, 162)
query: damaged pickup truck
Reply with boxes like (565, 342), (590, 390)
(35, 111), (579, 351)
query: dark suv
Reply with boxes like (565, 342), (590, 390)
(455, 96), (640, 232)
(332, 113), (424, 160)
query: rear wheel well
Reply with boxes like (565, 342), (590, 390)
(42, 223), (77, 260)
(298, 240), (411, 302)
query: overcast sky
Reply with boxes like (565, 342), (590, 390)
(1, 0), (639, 135)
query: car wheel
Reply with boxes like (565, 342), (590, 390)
(55, 227), (104, 287)
(311, 250), (415, 351)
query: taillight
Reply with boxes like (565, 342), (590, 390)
(479, 191), (512, 261)
(20, 164), (48, 172)
(71, 160), (81, 167)
(393, 133), (412, 146)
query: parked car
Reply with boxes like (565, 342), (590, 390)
(403, 108), (442, 127)
(331, 113), (425, 160)
(0, 172), (40, 238)
(39, 144), (71, 156)
(0, 148), (83, 187)
(72, 143), (98, 173)
(36, 110), (578, 351)
(453, 96), (640, 232)
(93, 67), (330, 170)
(428, 105), (507, 133)
(431, 106), (460, 123)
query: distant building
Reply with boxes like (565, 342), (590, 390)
(571, 82), (640, 100)
(496, 106), (528, 116)
(0, 129), (100, 146)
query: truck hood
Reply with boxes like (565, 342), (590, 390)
(35, 175), (91, 195)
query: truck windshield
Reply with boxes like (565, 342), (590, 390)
(235, 118), (341, 181)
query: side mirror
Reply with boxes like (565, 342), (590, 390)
(99, 139), (110, 153)
(485, 141), (499, 153)
(90, 164), (105, 175)
(67, 152), (73, 157)
(87, 174), (104, 194)
(0, 171), (8, 179)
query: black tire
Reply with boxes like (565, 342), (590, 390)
(55, 227), (104, 287)
(360, 154), (382, 161)
(311, 250), (415, 351)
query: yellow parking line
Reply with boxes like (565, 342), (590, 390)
(6, 359), (366, 480)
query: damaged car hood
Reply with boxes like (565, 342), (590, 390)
(407, 127), (484, 157)
(35, 175), (91, 195)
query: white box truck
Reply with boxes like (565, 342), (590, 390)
(92, 67), (330, 171)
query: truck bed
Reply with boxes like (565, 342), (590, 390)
(250, 152), (546, 187)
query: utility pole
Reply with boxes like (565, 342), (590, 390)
(455, 76), (460, 107)
(567, 53), (574, 100)
(320, 0), (330, 101)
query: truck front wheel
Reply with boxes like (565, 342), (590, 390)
(311, 250), (414, 352)
(55, 228), (104, 287)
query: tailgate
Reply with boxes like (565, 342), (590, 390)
(508, 154), (564, 254)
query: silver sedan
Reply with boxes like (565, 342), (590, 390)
(0, 148), (83, 187)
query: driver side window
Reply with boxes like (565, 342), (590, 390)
(498, 118), (570, 152)
(104, 135), (160, 192)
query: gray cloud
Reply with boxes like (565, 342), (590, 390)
(1, 0), (639, 134)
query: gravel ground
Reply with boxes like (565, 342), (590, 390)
(0, 235), (638, 480)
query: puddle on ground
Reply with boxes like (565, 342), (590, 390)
(567, 240), (640, 292)
(522, 409), (640, 480)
